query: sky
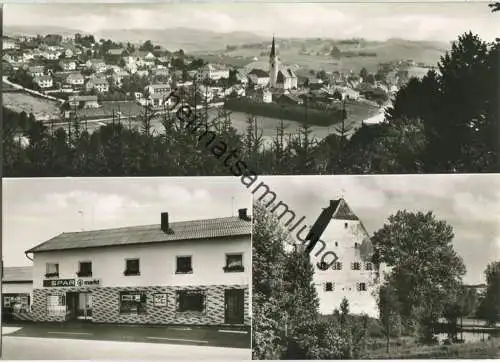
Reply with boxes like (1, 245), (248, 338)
(254, 174), (500, 285)
(2, 177), (251, 267)
(3, 1), (500, 42)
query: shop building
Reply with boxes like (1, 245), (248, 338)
(1, 266), (34, 321)
(26, 209), (252, 326)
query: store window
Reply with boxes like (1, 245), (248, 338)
(119, 291), (147, 314)
(124, 259), (140, 276)
(45, 263), (59, 278)
(176, 256), (192, 274)
(3, 294), (30, 313)
(77, 262), (92, 277)
(224, 254), (244, 272)
(176, 290), (205, 312)
(47, 294), (65, 316)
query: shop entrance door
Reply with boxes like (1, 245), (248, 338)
(224, 289), (245, 324)
(77, 292), (92, 321)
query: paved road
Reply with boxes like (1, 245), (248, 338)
(1, 335), (251, 360)
(2, 323), (250, 349)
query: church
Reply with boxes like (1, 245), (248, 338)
(307, 198), (382, 318)
(268, 36), (298, 92)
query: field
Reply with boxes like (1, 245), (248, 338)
(216, 39), (449, 74)
(2, 92), (61, 120)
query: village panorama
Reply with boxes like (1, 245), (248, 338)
(2, 32), (440, 144)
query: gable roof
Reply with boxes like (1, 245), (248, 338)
(2, 266), (33, 283)
(26, 216), (251, 253)
(248, 69), (269, 78)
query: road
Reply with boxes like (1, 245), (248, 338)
(1, 325), (251, 359)
(1, 336), (251, 360)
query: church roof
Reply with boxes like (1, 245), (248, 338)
(248, 68), (269, 78)
(270, 36), (276, 58)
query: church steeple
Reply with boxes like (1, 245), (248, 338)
(269, 35), (278, 88)
(270, 35), (276, 59)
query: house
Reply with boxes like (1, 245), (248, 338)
(86, 59), (107, 73)
(131, 51), (156, 68)
(42, 50), (62, 60)
(247, 69), (269, 87)
(277, 93), (302, 105)
(66, 72), (85, 86)
(3, 36), (20, 50)
(28, 65), (45, 78)
(22, 51), (35, 62)
(151, 68), (170, 79)
(306, 198), (382, 318)
(261, 88), (272, 103)
(59, 59), (77, 71)
(86, 78), (109, 93)
(34, 75), (53, 89)
(107, 48), (125, 57)
(196, 64), (230, 82)
(2, 267), (33, 322)
(23, 209), (251, 325)
(68, 95), (99, 109)
(275, 68), (298, 91)
(136, 70), (149, 78)
(197, 85), (214, 103)
(145, 83), (170, 96)
(112, 70), (129, 87)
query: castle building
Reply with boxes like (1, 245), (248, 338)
(308, 198), (381, 318)
(268, 36), (298, 92)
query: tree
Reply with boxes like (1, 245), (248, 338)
(378, 283), (401, 353)
(252, 202), (289, 359)
(477, 261), (500, 325)
(139, 40), (155, 52)
(371, 210), (466, 342)
(359, 67), (368, 80)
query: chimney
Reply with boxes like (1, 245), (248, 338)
(238, 208), (248, 220)
(161, 212), (169, 233)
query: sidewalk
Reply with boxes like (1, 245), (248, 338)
(2, 321), (250, 349)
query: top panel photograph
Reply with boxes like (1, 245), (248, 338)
(2, 2), (499, 177)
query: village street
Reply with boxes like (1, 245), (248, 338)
(1, 325), (251, 359)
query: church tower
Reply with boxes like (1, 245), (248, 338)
(269, 36), (279, 88)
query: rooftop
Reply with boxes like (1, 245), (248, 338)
(26, 216), (251, 253)
(2, 266), (33, 283)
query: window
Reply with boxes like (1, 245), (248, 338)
(47, 294), (65, 316)
(224, 254), (244, 272)
(176, 256), (193, 274)
(77, 262), (92, 277)
(357, 282), (367, 292)
(124, 259), (140, 276)
(335, 241), (338, 247)
(352, 262), (361, 270)
(325, 282), (334, 292)
(344, 222), (348, 229)
(177, 290), (205, 312)
(119, 291), (146, 314)
(354, 242), (359, 249)
(332, 262), (342, 270)
(45, 263), (59, 278)
(317, 261), (329, 271)
(365, 262), (373, 271)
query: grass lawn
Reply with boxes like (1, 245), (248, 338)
(367, 337), (500, 359)
(3, 92), (61, 120)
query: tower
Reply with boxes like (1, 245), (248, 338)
(269, 36), (279, 88)
(309, 198), (381, 317)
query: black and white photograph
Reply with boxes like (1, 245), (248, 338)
(1, 177), (252, 360)
(252, 174), (500, 359)
(2, 1), (499, 177)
